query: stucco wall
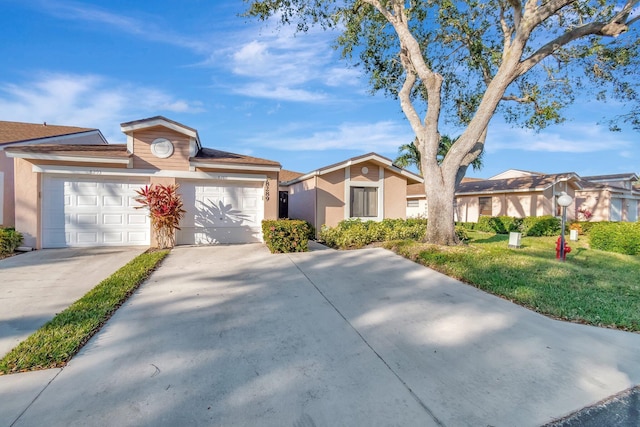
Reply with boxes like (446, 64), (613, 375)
(317, 169), (345, 228)
(132, 128), (191, 170)
(0, 151), (13, 227)
(350, 161), (379, 182)
(288, 178), (317, 230)
(383, 171), (406, 219)
(13, 158), (40, 248)
(455, 187), (577, 223)
(575, 190), (610, 221)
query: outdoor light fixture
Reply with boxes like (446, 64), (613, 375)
(557, 192), (573, 262)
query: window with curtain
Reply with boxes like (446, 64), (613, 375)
(478, 196), (492, 216)
(350, 187), (378, 217)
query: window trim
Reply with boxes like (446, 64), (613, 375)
(344, 165), (384, 221)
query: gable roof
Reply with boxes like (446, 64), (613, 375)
(4, 144), (131, 165)
(456, 173), (581, 195)
(191, 147), (280, 169)
(282, 152), (423, 185)
(280, 169), (305, 182)
(120, 115), (202, 151)
(581, 173), (639, 182)
(0, 120), (104, 146)
(489, 169), (544, 180)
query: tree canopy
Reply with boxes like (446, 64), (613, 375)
(244, 0), (640, 244)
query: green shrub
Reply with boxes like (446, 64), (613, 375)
(262, 219), (313, 253)
(456, 222), (476, 231)
(521, 215), (562, 237)
(0, 228), (23, 255)
(319, 218), (427, 249)
(455, 225), (469, 242)
(589, 222), (640, 255)
(475, 216), (522, 234)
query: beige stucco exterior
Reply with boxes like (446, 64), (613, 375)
(284, 155), (421, 234)
(8, 118), (280, 248)
(454, 183), (577, 223)
(575, 189), (640, 222)
(1, 131), (105, 227)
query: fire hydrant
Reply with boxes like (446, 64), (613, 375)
(556, 236), (571, 260)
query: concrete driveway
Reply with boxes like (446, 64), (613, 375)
(3, 244), (640, 426)
(0, 247), (147, 357)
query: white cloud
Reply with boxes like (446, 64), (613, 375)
(232, 83), (327, 102)
(0, 73), (203, 142)
(35, 1), (364, 104)
(37, 0), (210, 53)
(487, 122), (632, 153)
(244, 121), (414, 152)
(214, 16), (363, 103)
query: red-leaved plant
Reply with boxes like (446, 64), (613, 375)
(135, 184), (186, 248)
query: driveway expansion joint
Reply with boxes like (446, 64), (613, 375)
(286, 254), (446, 427)
(10, 368), (64, 427)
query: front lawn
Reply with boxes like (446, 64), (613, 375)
(0, 249), (169, 374)
(384, 231), (640, 331)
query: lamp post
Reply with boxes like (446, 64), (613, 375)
(557, 191), (573, 262)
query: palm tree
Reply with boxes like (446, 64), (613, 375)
(393, 140), (422, 174)
(394, 135), (484, 176)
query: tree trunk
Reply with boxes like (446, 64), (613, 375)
(423, 167), (458, 245)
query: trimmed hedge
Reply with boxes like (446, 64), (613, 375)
(474, 216), (522, 234)
(0, 228), (23, 255)
(589, 222), (640, 255)
(262, 219), (314, 253)
(520, 215), (562, 237)
(319, 218), (428, 249)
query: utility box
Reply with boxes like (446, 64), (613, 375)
(570, 229), (579, 241)
(508, 232), (522, 248)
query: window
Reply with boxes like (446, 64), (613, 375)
(407, 199), (419, 208)
(351, 187), (378, 217)
(478, 197), (492, 216)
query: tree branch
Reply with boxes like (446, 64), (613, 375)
(500, 2), (513, 53)
(518, 17), (631, 76)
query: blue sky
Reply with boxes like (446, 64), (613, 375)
(0, 0), (638, 178)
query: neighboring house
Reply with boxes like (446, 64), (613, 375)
(576, 173), (640, 222)
(0, 120), (107, 227)
(454, 173), (582, 222)
(5, 116), (280, 248)
(407, 169), (640, 223)
(406, 177), (484, 218)
(280, 153), (423, 234)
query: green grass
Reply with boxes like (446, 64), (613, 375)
(384, 232), (640, 331)
(0, 249), (169, 374)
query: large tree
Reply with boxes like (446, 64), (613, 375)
(244, 0), (640, 245)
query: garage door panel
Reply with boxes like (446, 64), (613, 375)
(77, 214), (98, 225)
(103, 195), (125, 207)
(77, 195), (98, 206)
(43, 176), (149, 248)
(103, 214), (124, 225)
(177, 180), (264, 245)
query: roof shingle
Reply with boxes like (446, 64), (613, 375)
(0, 120), (97, 145)
(194, 147), (280, 167)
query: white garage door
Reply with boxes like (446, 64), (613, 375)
(42, 176), (150, 248)
(628, 200), (638, 222)
(610, 198), (623, 222)
(177, 180), (264, 244)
